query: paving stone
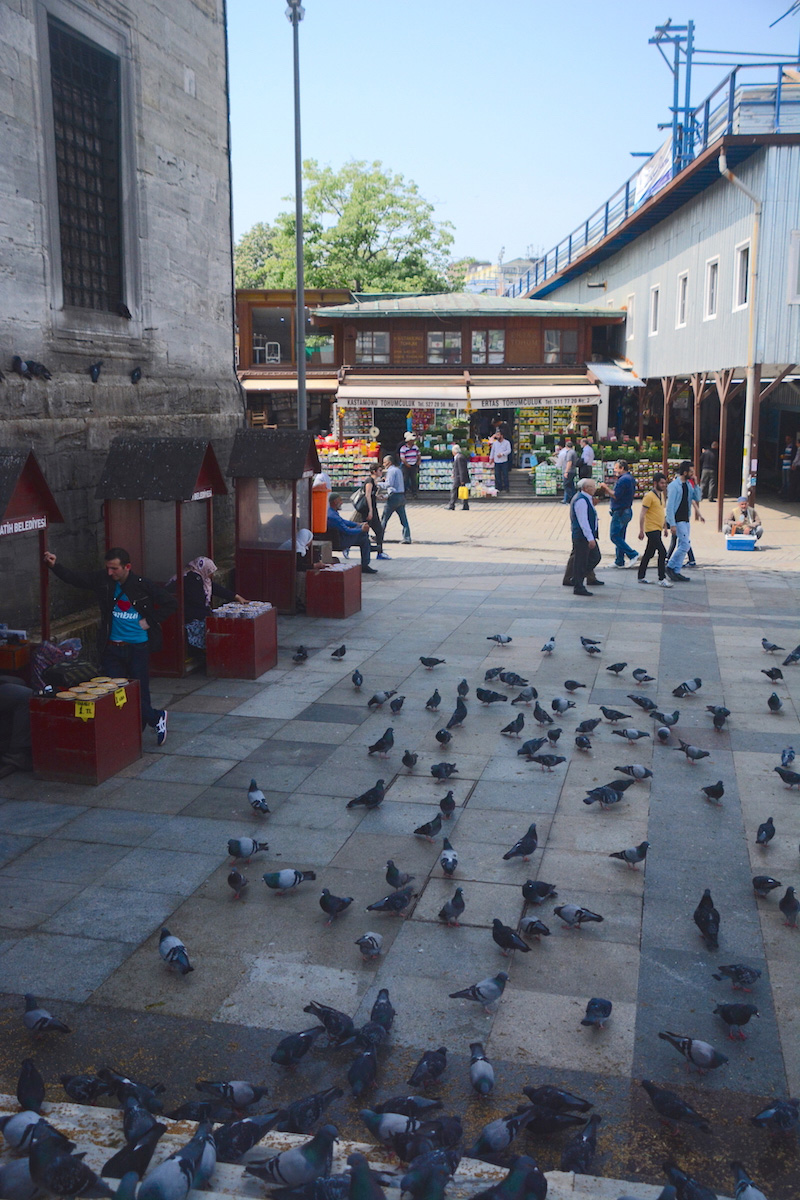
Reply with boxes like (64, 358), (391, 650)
(42, 886), (181, 942)
(0, 800), (88, 837)
(1, 839), (130, 884)
(0, 933), (132, 1001)
(0, 878), (84, 929)
(99, 848), (222, 894)
(139, 755), (240, 784)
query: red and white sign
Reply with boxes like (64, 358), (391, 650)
(0, 514), (47, 537)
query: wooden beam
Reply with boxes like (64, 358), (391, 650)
(749, 363), (763, 504)
(714, 368), (736, 533)
(660, 376), (676, 476)
(758, 363), (797, 405)
(690, 372), (708, 478)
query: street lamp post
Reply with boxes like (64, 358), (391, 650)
(286, 1), (307, 430)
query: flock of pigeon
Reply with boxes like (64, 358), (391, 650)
(2, 632), (799, 1200)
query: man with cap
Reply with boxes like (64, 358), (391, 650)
(725, 496), (764, 541)
(399, 432), (420, 498)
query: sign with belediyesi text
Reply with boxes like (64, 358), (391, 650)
(0, 514), (47, 537)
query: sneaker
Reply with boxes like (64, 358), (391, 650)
(614, 563), (627, 569)
(341, 548), (350, 559)
(665, 567), (679, 582)
(402, 538), (412, 545)
(673, 572), (691, 582)
(685, 561), (699, 568)
(156, 710), (168, 746)
(573, 586), (594, 596)
(628, 552), (640, 564)
(376, 551), (391, 560)
(638, 577), (652, 584)
(659, 579), (673, 587)
(362, 566), (378, 575)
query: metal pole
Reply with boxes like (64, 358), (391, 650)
(287, 2), (307, 430)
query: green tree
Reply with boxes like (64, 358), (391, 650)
(235, 160), (458, 293)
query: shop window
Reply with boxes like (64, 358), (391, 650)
(356, 331), (390, 364)
(427, 331), (462, 364)
(252, 307), (292, 364)
(471, 329), (505, 364)
(733, 242), (750, 311)
(649, 285), (660, 336)
(543, 329), (578, 364)
(704, 258), (719, 320)
(306, 334), (335, 364)
(676, 272), (688, 328)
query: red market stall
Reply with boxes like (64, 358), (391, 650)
(228, 429), (319, 614)
(95, 436), (228, 677)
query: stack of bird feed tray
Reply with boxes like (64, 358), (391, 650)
(726, 535), (757, 551)
(55, 676), (128, 699)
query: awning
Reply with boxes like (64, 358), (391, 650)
(336, 378), (601, 409)
(586, 362), (645, 388)
(240, 377), (338, 393)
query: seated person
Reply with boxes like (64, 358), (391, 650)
(327, 494), (377, 574)
(0, 674), (33, 771)
(724, 496), (763, 540)
(168, 557), (247, 661)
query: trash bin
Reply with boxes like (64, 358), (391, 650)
(311, 472), (332, 534)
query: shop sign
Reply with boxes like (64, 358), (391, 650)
(0, 514), (47, 536)
(190, 489), (213, 501)
(470, 395), (599, 409)
(339, 396), (467, 410)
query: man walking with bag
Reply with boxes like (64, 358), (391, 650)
(448, 444), (470, 511)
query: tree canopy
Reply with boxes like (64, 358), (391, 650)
(235, 159), (457, 293)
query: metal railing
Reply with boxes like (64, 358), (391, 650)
(506, 62), (800, 297)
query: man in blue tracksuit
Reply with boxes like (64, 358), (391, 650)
(665, 460), (694, 582)
(609, 459), (639, 568)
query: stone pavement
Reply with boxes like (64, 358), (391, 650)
(0, 496), (798, 1199)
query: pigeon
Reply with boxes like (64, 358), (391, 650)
(511, 687), (537, 706)
(614, 764), (653, 780)
(426, 689), (442, 711)
(375, 1094), (439, 1118)
(773, 766), (800, 787)
(415, 813), (443, 841)
(767, 692), (783, 713)
(438, 887), (465, 926)
(355, 932), (383, 961)
(195, 1079), (268, 1110)
(547, 726), (562, 745)
(501, 713), (524, 737)
(606, 662), (627, 675)
(714, 1002), (759, 1040)
(492, 918), (530, 955)
(762, 667), (783, 682)
(347, 780), (385, 810)
(701, 781), (725, 805)
(565, 679), (587, 692)
(632, 668), (655, 684)
(390, 696), (405, 716)
(554, 904), (604, 929)
(435, 728), (453, 747)
(103, 1126), (166, 1180)
(750, 1097), (800, 1136)
(352, 669), (363, 689)
(499, 672), (527, 687)
(292, 646), (308, 664)
(652, 709), (680, 726)
(781, 746), (795, 766)
(408, 1048), (447, 1088)
(468, 1108), (535, 1159)
(263, 869), (317, 894)
(580, 634), (601, 646)
(503, 823), (538, 861)
(278, 1087), (343, 1135)
(228, 837), (269, 861)
(532, 702), (553, 726)
(159, 928), (193, 975)
(658, 1031), (729, 1072)
(783, 649), (800, 666)
(531, 753), (566, 771)
(779, 885), (799, 927)
(581, 997), (612, 1027)
(583, 785), (626, 809)
(367, 885), (414, 916)
(348, 1049), (377, 1098)
(59, 1074), (112, 1105)
(657, 726), (672, 743)
(640, 1080), (710, 1134)
(331, 645), (346, 659)
(245, 1124), (337, 1189)
(584, 644), (601, 657)
(302, 1002), (354, 1046)
(487, 634), (512, 645)
(712, 964), (762, 991)
(96, 1069), (164, 1112)
(628, 694), (658, 713)
(613, 728), (650, 742)
(446, 698), (467, 729)
(576, 717), (602, 734)
(439, 790), (456, 819)
(358, 1109), (418, 1144)
(677, 739), (709, 762)
(729, 1162), (768, 1200)
(23, 995), (70, 1035)
(402, 750), (418, 770)
(560, 1113), (601, 1175)
(484, 667), (503, 681)
(370, 988), (396, 1031)
(420, 657), (445, 669)
(662, 1161), (718, 1200)
(518, 737), (547, 758)
(449, 973), (508, 1013)
(575, 734), (593, 751)
(368, 690), (396, 709)
(522, 1084), (593, 1112)
(270, 1027), (325, 1066)
(457, 678), (470, 697)
(13, 356), (52, 381)
(30, 1129), (115, 1200)
(431, 762), (457, 781)
(0, 1111), (48, 1153)
(552, 697), (575, 714)
(477, 688), (508, 705)
(756, 817), (775, 846)
(386, 860), (414, 888)
(440, 838), (458, 876)
(609, 841), (650, 869)
(693, 889), (720, 949)
(601, 706), (631, 722)
(762, 638), (784, 653)
(519, 916), (550, 940)
(227, 869), (249, 900)
(130, 366), (142, 383)
(368, 728), (394, 757)
(248, 779), (271, 814)
(706, 705), (729, 733)
(673, 677), (702, 698)
(522, 879), (557, 904)
(541, 636), (555, 654)
(752, 876), (781, 898)
(16, 1059), (45, 1113)
(320, 889), (354, 924)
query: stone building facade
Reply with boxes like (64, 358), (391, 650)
(0, 0), (242, 624)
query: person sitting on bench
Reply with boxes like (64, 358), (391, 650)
(724, 496), (763, 540)
(327, 495), (377, 574)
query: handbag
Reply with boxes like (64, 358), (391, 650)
(458, 485), (470, 500)
(42, 659), (100, 689)
(350, 486), (368, 515)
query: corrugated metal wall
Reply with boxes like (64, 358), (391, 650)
(553, 145), (800, 377)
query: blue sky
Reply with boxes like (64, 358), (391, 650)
(227, 0), (798, 262)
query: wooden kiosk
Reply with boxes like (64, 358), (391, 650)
(228, 430), (320, 614)
(95, 436), (228, 677)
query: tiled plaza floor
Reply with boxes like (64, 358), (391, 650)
(0, 495), (798, 1197)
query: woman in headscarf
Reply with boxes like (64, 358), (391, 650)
(168, 557), (247, 662)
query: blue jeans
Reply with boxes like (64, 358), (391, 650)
(101, 641), (159, 730)
(338, 529), (371, 568)
(382, 493), (411, 541)
(667, 521), (691, 573)
(610, 507), (637, 565)
(494, 461), (509, 492)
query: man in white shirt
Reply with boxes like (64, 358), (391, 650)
(381, 455), (412, 544)
(489, 432), (512, 493)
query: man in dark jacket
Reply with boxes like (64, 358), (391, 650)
(448, 444), (470, 511)
(43, 546), (176, 744)
(569, 478), (601, 596)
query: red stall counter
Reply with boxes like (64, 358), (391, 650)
(30, 681), (142, 785)
(205, 603), (278, 679)
(306, 562), (362, 619)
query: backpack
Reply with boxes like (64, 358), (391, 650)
(350, 486), (368, 515)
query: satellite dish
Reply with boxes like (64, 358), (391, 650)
(369, 426), (380, 438)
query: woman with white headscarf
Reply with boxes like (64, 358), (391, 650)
(168, 557), (246, 659)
